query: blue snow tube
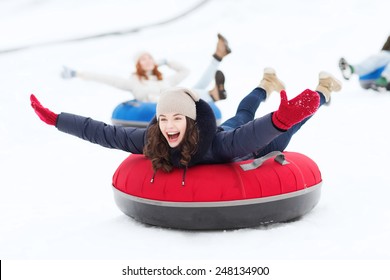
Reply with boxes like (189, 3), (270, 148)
(112, 100), (222, 127)
(359, 65), (386, 81)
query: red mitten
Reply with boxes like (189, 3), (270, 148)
(30, 94), (58, 126)
(272, 89), (320, 131)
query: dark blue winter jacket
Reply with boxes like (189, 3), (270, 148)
(56, 99), (283, 167)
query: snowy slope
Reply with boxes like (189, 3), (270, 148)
(1, 0), (390, 260)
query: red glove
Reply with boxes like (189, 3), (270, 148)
(30, 94), (58, 126)
(272, 89), (320, 131)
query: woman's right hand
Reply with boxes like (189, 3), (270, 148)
(61, 66), (76, 79)
(30, 94), (58, 126)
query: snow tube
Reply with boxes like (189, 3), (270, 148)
(112, 151), (322, 230)
(111, 100), (222, 127)
(359, 65), (386, 81)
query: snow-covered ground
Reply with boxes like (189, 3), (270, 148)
(1, 0), (390, 271)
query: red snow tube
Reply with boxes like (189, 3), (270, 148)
(112, 151), (322, 230)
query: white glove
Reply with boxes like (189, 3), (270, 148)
(61, 66), (76, 79)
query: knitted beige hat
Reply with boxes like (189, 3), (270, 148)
(156, 87), (200, 120)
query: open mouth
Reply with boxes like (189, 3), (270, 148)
(167, 132), (180, 141)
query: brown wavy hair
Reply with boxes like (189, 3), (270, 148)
(143, 117), (199, 172)
(135, 62), (163, 81)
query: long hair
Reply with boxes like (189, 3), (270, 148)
(143, 117), (199, 172)
(135, 61), (163, 81)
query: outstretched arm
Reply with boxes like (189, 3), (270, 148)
(76, 71), (136, 92)
(212, 89), (320, 161)
(30, 94), (146, 154)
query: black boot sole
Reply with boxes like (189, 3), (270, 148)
(215, 70), (227, 100)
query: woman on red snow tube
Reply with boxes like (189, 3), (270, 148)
(30, 68), (342, 230)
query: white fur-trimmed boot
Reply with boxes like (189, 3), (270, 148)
(339, 57), (353, 80)
(259, 68), (285, 98)
(316, 71), (342, 103)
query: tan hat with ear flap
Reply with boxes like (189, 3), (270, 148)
(156, 87), (200, 120)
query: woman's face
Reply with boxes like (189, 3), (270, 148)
(158, 113), (187, 148)
(138, 53), (156, 72)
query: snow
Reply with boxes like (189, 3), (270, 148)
(1, 0), (390, 265)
